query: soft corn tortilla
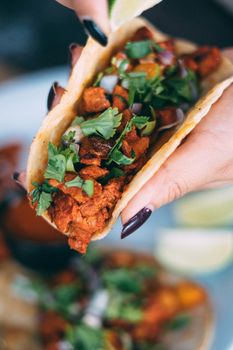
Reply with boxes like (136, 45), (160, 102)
(26, 17), (233, 241)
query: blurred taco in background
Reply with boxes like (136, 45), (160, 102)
(26, 18), (233, 253)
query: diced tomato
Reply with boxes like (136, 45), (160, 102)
(134, 62), (160, 79)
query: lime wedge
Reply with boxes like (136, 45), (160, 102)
(109, 0), (163, 29)
(155, 229), (233, 274)
(175, 186), (233, 227)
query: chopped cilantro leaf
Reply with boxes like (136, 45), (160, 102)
(125, 40), (152, 59)
(141, 120), (156, 136)
(30, 180), (58, 216)
(45, 140), (79, 183)
(125, 40), (164, 59)
(79, 107), (122, 140)
(82, 180), (94, 197)
(66, 324), (104, 350)
(132, 116), (150, 129)
(93, 72), (104, 87)
(44, 153), (66, 182)
(105, 291), (143, 322)
(62, 130), (76, 143)
(110, 148), (135, 166)
(118, 59), (130, 76)
(65, 176), (94, 197)
(71, 116), (85, 126)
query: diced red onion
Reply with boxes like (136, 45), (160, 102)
(158, 50), (174, 66)
(100, 75), (118, 94)
(131, 103), (142, 114)
(158, 108), (184, 131)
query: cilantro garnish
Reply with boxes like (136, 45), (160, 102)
(66, 324), (104, 350)
(105, 291), (143, 322)
(44, 142), (79, 182)
(62, 130), (76, 144)
(93, 72), (104, 87)
(125, 40), (164, 59)
(30, 180), (58, 216)
(71, 116), (85, 126)
(109, 148), (135, 166)
(107, 115), (153, 166)
(44, 153), (66, 182)
(65, 175), (94, 197)
(76, 107), (122, 140)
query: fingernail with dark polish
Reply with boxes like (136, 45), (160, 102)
(121, 207), (152, 239)
(47, 82), (58, 111)
(12, 171), (20, 182)
(82, 18), (108, 46)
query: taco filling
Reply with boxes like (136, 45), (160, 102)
(30, 26), (221, 253)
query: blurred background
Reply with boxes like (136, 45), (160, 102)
(0, 0), (233, 349)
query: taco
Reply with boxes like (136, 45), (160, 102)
(26, 18), (233, 253)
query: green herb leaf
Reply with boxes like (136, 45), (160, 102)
(65, 176), (94, 197)
(125, 40), (164, 59)
(71, 116), (85, 126)
(141, 120), (156, 136)
(36, 192), (52, 216)
(65, 175), (85, 188)
(82, 179), (94, 197)
(66, 324), (104, 350)
(125, 40), (153, 59)
(44, 153), (66, 182)
(102, 269), (142, 293)
(118, 59), (130, 76)
(80, 107), (122, 140)
(30, 180), (58, 216)
(132, 116), (150, 129)
(93, 72), (104, 87)
(48, 142), (59, 157)
(62, 130), (76, 143)
(110, 148), (135, 166)
(105, 292), (143, 322)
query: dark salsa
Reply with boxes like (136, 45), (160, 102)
(34, 250), (206, 350)
(30, 26), (221, 253)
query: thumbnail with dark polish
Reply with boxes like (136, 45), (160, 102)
(121, 207), (152, 239)
(82, 19), (108, 46)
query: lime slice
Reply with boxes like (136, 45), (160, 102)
(109, 0), (163, 29)
(155, 229), (233, 274)
(175, 186), (233, 227)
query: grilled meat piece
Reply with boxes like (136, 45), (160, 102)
(112, 85), (129, 112)
(80, 136), (112, 166)
(79, 165), (109, 179)
(82, 87), (110, 113)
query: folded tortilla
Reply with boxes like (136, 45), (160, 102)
(26, 17), (233, 242)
